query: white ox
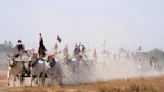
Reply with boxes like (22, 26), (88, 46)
(45, 56), (63, 85)
(7, 56), (24, 86)
(29, 56), (46, 86)
(63, 56), (79, 75)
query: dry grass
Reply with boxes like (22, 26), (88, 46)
(3, 87), (49, 92)
(73, 76), (164, 92)
(2, 85), (63, 92)
(0, 71), (164, 92)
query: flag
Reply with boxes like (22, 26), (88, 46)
(57, 35), (62, 43)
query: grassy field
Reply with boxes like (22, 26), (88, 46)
(0, 71), (164, 92)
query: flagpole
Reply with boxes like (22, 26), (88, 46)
(87, 42), (90, 52)
(102, 39), (106, 63)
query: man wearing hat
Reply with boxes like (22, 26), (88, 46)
(14, 40), (29, 58)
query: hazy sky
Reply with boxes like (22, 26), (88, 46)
(0, 0), (164, 51)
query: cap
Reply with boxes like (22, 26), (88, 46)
(17, 40), (22, 43)
(47, 54), (54, 59)
(32, 52), (38, 56)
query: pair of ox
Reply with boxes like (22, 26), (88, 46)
(7, 53), (62, 87)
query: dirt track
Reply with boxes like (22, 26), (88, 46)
(0, 71), (164, 92)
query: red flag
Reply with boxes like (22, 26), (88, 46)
(57, 35), (62, 43)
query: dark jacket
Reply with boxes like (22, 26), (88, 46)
(38, 36), (47, 57)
